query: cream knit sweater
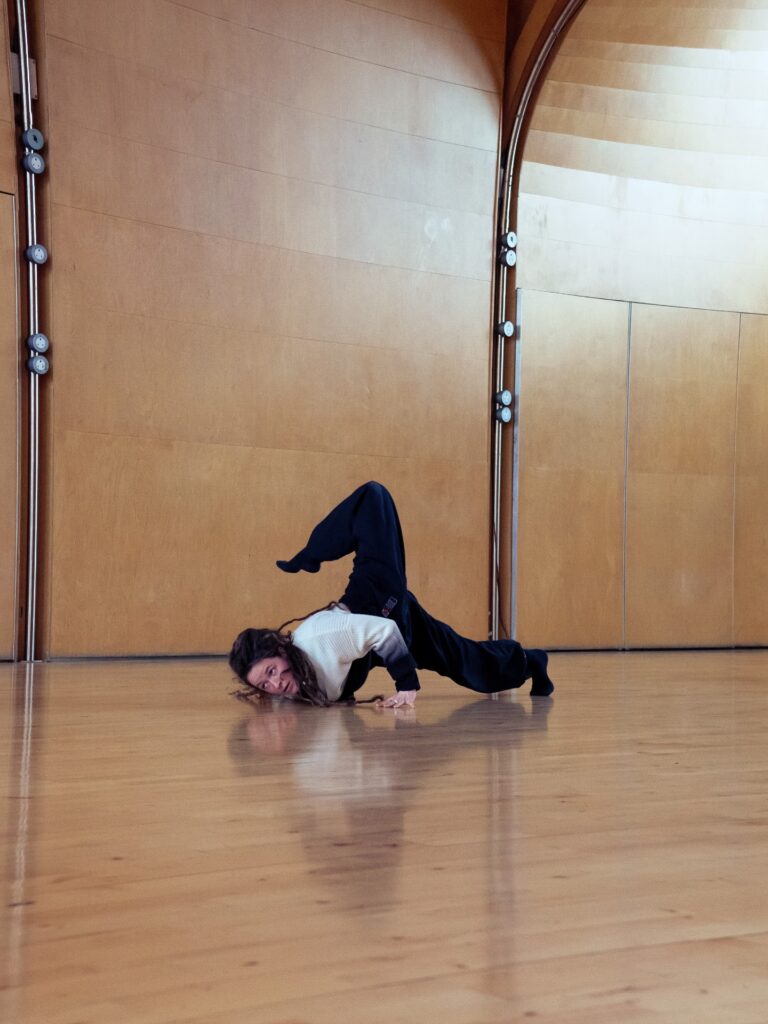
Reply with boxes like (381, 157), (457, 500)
(292, 605), (412, 701)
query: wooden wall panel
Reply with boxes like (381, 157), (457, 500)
(1, 0), (19, 658)
(52, 304), (487, 466)
(506, 0), (768, 651)
(49, 435), (488, 656)
(0, 0), (11, 119)
(46, 39), (497, 217)
(50, 129), (492, 280)
(517, 0), (768, 315)
(625, 305), (739, 648)
(734, 314), (768, 645)
(0, 195), (19, 658)
(44, 0), (500, 149)
(40, 0), (506, 655)
(175, 0), (504, 91)
(336, 0), (506, 39)
(567, 2), (768, 50)
(1, 0), (17, 193)
(50, 205), (491, 361)
(515, 291), (628, 649)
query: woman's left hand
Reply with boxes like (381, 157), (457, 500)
(376, 691), (417, 709)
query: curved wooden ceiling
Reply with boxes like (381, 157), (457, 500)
(516, 0), (768, 312)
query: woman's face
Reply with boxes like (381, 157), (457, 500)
(246, 656), (300, 697)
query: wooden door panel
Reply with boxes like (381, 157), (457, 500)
(734, 314), (768, 644)
(625, 305), (739, 647)
(0, 195), (20, 658)
(515, 290), (629, 648)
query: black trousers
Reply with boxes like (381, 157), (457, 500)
(282, 482), (528, 698)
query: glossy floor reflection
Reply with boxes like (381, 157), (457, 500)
(2, 652), (768, 1023)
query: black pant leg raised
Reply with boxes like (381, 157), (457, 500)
(279, 480), (410, 623)
(279, 482), (404, 574)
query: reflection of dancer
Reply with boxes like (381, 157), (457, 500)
(228, 698), (553, 909)
(229, 482), (554, 707)
(229, 697), (553, 770)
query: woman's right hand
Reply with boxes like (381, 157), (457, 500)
(375, 691), (417, 710)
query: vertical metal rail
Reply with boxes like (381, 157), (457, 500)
(490, 0), (589, 640)
(7, 662), (37, 995)
(15, 0), (42, 661)
(509, 288), (524, 639)
(490, 164), (512, 639)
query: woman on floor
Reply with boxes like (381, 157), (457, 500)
(229, 481), (554, 708)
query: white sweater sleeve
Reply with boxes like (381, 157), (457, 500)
(343, 613), (408, 660)
(292, 609), (420, 700)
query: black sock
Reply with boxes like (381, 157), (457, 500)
(276, 553), (321, 574)
(526, 649), (554, 696)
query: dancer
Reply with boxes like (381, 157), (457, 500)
(229, 482), (554, 707)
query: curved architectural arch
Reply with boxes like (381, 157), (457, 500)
(517, 0), (768, 312)
(501, 0), (768, 649)
(491, 0), (587, 638)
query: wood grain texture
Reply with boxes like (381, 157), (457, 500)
(39, 0), (506, 655)
(506, 0), (768, 650)
(51, 304), (488, 465)
(46, 38), (497, 216)
(625, 305), (739, 647)
(48, 433), (488, 656)
(514, 296), (749, 649)
(568, 1), (768, 50)
(0, 0), (17, 194)
(4, 650), (768, 1022)
(342, 0), (507, 39)
(515, 290), (628, 648)
(50, 206), (492, 354)
(171, 0), (504, 91)
(44, 0), (500, 149)
(0, 0), (11, 123)
(734, 313), (768, 644)
(517, 0), (768, 314)
(50, 127), (493, 280)
(0, 195), (20, 658)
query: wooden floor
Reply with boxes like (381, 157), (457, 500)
(2, 651), (768, 1023)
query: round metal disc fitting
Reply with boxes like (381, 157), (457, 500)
(22, 152), (46, 174)
(27, 354), (50, 375)
(27, 332), (50, 353)
(502, 231), (517, 249)
(495, 389), (513, 407)
(494, 406), (512, 424)
(21, 127), (45, 151)
(499, 249), (517, 268)
(495, 320), (515, 338)
(24, 244), (48, 265)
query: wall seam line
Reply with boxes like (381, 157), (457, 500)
(623, 301), (633, 651)
(732, 313), (742, 648)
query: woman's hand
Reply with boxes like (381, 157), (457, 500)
(375, 691), (417, 710)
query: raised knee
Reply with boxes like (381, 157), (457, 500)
(364, 480), (389, 498)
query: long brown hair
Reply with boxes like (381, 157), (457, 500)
(228, 626), (332, 706)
